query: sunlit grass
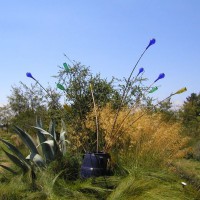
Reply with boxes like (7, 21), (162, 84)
(1, 155), (200, 199)
(108, 169), (200, 200)
(0, 109), (199, 199)
(173, 159), (200, 192)
(175, 159), (200, 179)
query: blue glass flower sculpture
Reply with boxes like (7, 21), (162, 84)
(137, 67), (144, 76)
(26, 72), (35, 80)
(146, 38), (156, 50)
(154, 73), (165, 82)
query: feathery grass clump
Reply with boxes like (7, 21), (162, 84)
(85, 104), (190, 169)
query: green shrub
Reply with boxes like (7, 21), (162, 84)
(48, 152), (82, 181)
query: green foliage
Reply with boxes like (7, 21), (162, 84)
(7, 82), (63, 133)
(180, 92), (200, 138)
(48, 152), (81, 181)
(0, 119), (68, 178)
(54, 62), (122, 131)
(155, 98), (177, 121)
(193, 142), (200, 161)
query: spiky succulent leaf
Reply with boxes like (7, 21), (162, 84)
(37, 140), (55, 161)
(60, 131), (66, 155)
(0, 164), (18, 174)
(44, 139), (62, 158)
(0, 138), (30, 167)
(32, 126), (56, 162)
(2, 148), (29, 173)
(35, 119), (54, 162)
(27, 153), (46, 168)
(35, 117), (47, 144)
(36, 116), (43, 128)
(14, 126), (38, 155)
(60, 119), (67, 155)
(49, 120), (56, 139)
(38, 139), (62, 160)
(32, 126), (53, 138)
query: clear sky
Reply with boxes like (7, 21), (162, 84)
(0, 0), (200, 108)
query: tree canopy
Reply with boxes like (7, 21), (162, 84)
(180, 92), (200, 138)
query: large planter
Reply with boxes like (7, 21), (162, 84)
(80, 152), (111, 178)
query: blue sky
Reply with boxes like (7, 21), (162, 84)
(0, 0), (200, 107)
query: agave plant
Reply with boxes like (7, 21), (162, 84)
(0, 119), (69, 175)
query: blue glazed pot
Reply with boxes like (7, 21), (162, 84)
(80, 152), (111, 178)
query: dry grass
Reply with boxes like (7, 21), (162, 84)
(84, 104), (190, 168)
